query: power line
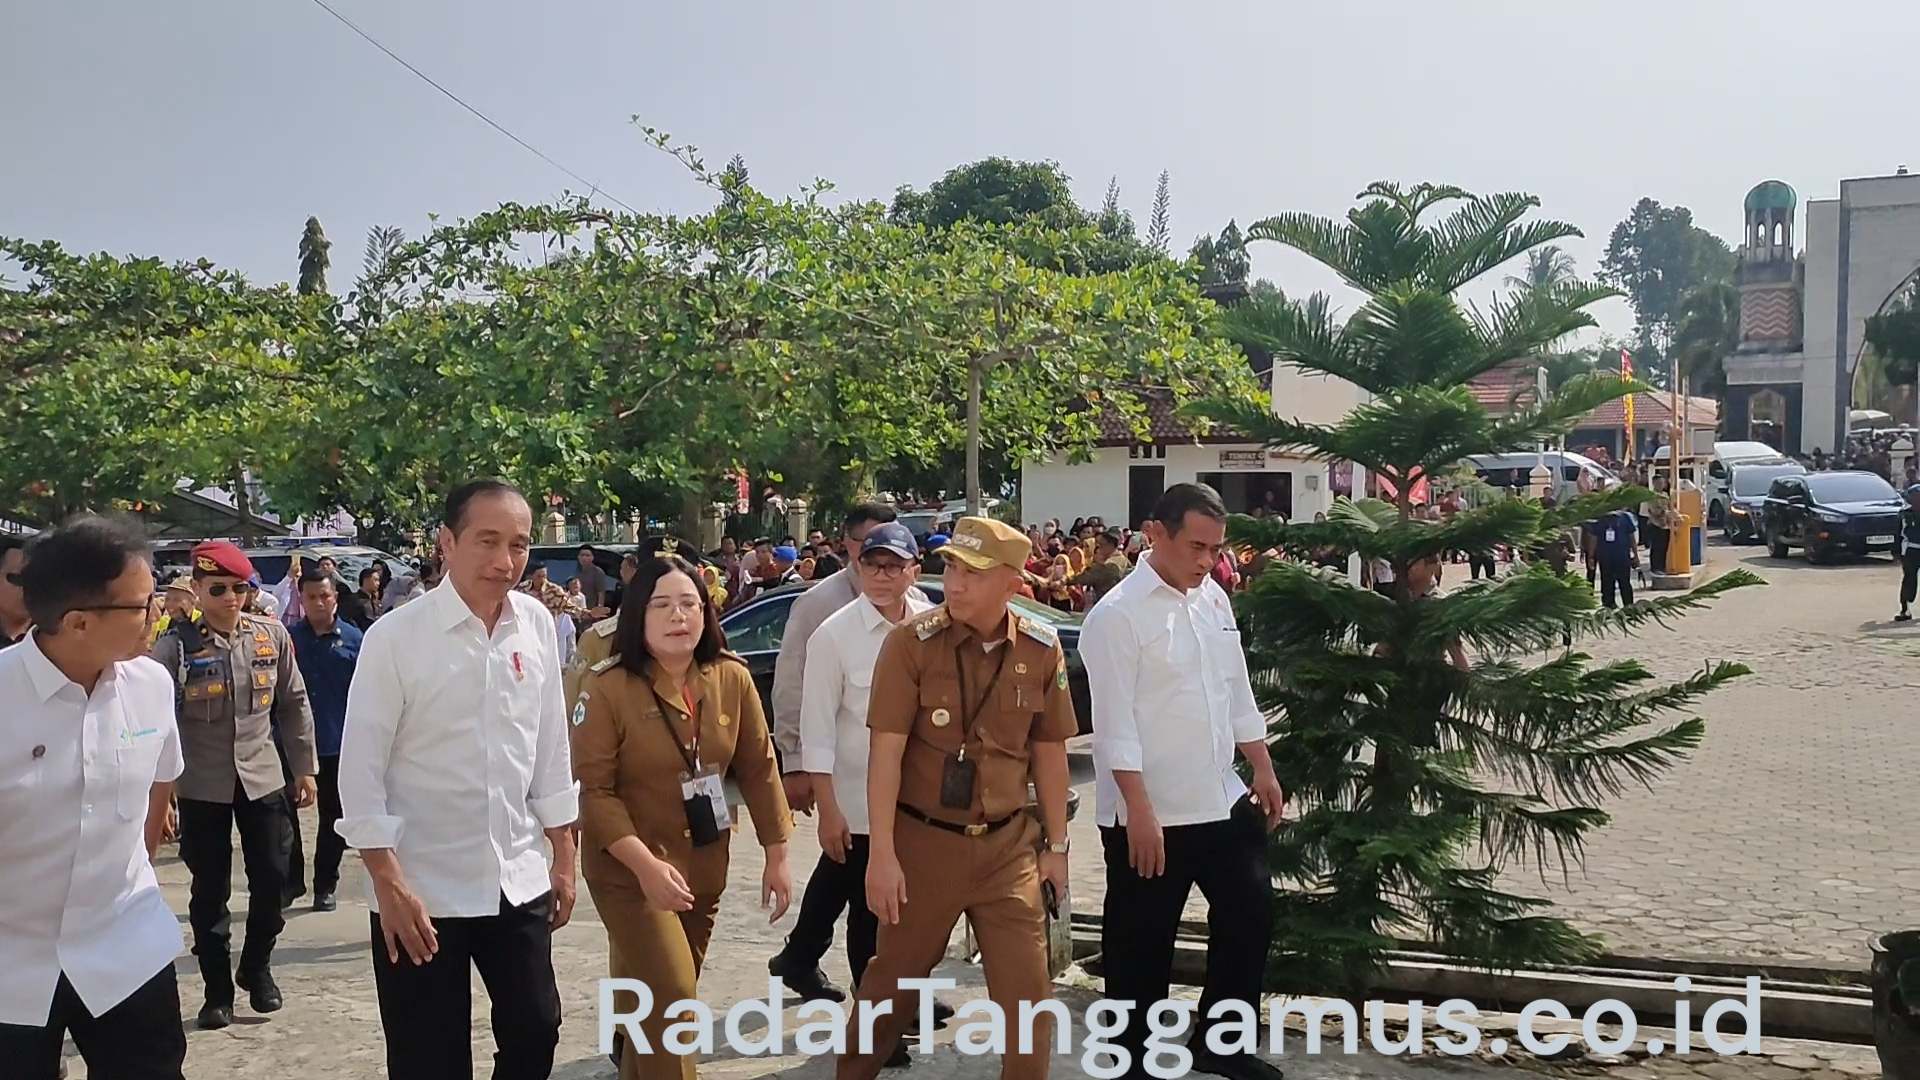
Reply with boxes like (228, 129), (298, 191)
(304, 0), (637, 213)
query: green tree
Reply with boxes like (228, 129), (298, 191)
(1599, 197), (1734, 384)
(298, 216), (331, 296)
(1670, 282), (1741, 396)
(889, 157), (1087, 231)
(0, 238), (324, 528)
(1504, 244), (1576, 292)
(1146, 171), (1172, 254)
(1864, 283), (1920, 425)
(1189, 220), (1250, 286)
(1200, 181), (1758, 991)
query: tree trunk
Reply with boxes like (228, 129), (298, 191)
(965, 358), (984, 517)
(233, 465), (258, 545)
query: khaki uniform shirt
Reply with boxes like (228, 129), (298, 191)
(572, 653), (792, 887)
(867, 604), (1077, 826)
(562, 615), (619, 718)
(151, 612), (316, 804)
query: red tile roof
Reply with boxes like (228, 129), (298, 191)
(1091, 369), (1274, 446)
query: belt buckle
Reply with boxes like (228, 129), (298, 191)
(964, 823), (988, 836)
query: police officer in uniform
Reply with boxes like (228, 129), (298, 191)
(838, 517), (1077, 1080)
(150, 542), (317, 1030)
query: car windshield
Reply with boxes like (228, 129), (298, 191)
(1733, 465), (1802, 496)
(1809, 473), (1898, 503)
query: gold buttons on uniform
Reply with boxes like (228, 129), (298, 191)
(719, 714), (732, 727)
(931, 708), (951, 728)
(1015, 662), (1028, 675)
(683, 829), (692, 838)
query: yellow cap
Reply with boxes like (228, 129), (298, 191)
(942, 517), (1031, 572)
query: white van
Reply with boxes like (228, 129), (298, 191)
(1462, 452), (1617, 502)
(1690, 441), (1791, 525)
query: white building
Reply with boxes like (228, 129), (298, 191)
(1724, 170), (1920, 455)
(1019, 365), (1363, 529)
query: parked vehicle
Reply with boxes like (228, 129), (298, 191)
(1762, 470), (1905, 562)
(152, 539), (409, 587)
(1722, 460), (1807, 543)
(717, 578), (1094, 736)
(1697, 440), (1794, 525)
(1463, 451), (1616, 502)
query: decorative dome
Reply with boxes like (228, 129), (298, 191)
(1745, 180), (1797, 212)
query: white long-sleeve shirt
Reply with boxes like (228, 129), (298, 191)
(1080, 556), (1265, 828)
(798, 593), (933, 834)
(0, 640), (184, 1026)
(336, 581), (579, 917)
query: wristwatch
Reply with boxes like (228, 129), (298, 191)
(1044, 837), (1070, 855)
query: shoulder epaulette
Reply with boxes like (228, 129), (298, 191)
(591, 616), (618, 638)
(910, 606), (951, 641)
(1018, 616), (1057, 647)
(716, 649), (751, 669)
(589, 654), (621, 674)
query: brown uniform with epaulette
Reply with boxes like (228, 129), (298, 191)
(571, 650), (792, 1080)
(150, 609), (315, 1007)
(837, 603), (1077, 1080)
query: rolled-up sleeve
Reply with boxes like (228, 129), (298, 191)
(336, 623), (405, 850)
(798, 619), (844, 776)
(527, 619), (580, 830)
(1080, 602), (1143, 772)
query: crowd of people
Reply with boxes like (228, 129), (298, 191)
(0, 481), (1293, 1080)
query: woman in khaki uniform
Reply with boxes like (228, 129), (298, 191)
(572, 554), (794, 1080)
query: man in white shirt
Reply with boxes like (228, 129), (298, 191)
(337, 479), (580, 1080)
(1080, 484), (1286, 1080)
(0, 518), (188, 1079)
(797, 522), (933, 997)
(767, 503), (927, 1001)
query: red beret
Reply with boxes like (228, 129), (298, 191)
(191, 541), (255, 580)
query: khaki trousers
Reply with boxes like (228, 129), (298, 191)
(590, 842), (731, 1080)
(837, 812), (1053, 1080)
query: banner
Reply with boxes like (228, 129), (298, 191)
(1620, 349), (1635, 461)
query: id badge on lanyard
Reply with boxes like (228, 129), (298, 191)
(653, 688), (732, 844)
(941, 643), (1007, 811)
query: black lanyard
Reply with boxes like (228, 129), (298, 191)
(953, 638), (1011, 740)
(648, 686), (701, 776)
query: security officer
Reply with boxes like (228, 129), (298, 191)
(838, 517), (1077, 1080)
(150, 541), (317, 1031)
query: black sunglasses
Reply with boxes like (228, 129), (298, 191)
(205, 582), (254, 598)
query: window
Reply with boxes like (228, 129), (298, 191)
(720, 594), (794, 654)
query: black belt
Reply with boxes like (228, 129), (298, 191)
(898, 803), (1017, 837)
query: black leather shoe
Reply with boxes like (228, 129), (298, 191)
(236, 968), (283, 1014)
(904, 999), (955, 1034)
(767, 954), (845, 1003)
(1188, 1047), (1284, 1080)
(883, 1038), (912, 1068)
(312, 891), (337, 912)
(196, 1001), (233, 1030)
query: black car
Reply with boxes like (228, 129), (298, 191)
(1763, 470), (1905, 562)
(525, 536), (712, 609)
(1722, 460), (1807, 543)
(717, 580), (1095, 735)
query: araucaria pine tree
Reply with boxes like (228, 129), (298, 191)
(1198, 182), (1760, 992)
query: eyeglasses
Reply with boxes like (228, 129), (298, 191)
(205, 582), (254, 598)
(72, 603), (156, 623)
(859, 560), (911, 579)
(646, 598), (704, 617)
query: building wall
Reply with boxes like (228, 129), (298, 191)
(1722, 383), (1804, 454)
(1273, 366), (1364, 427)
(1803, 197), (1841, 454)
(1020, 443), (1329, 528)
(1839, 175), (1920, 437)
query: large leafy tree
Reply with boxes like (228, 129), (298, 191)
(297, 216), (331, 296)
(1199, 182), (1758, 991)
(1599, 198), (1735, 387)
(1670, 282), (1742, 397)
(0, 239), (325, 528)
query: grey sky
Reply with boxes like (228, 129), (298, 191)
(6, 0), (1917, 340)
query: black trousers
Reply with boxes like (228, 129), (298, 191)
(781, 835), (880, 989)
(1643, 524), (1670, 574)
(177, 783), (291, 994)
(1598, 559), (1635, 609)
(0, 965), (186, 1080)
(1468, 554), (1496, 580)
(370, 892), (560, 1080)
(275, 739), (306, 907)
(1101, 797), (1273, 1070)
(314, 754), (346, 895)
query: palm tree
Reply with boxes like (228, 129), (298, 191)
(1504, 244), (1577, 292)
(1670, 282), (1740, 396)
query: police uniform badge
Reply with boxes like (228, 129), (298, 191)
(573, 695), (589, 727)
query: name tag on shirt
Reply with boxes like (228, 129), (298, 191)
(1604, 529), (1617, 543)
(681, 769), (732, 831)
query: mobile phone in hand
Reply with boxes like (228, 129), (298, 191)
(1042, 880), (1059, 920)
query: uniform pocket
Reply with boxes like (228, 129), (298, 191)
(114, 741), (160, 820)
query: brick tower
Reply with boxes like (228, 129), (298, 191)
(1736, 180), (1801, 348)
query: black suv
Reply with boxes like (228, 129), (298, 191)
(1763, 470), (1905, 562)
